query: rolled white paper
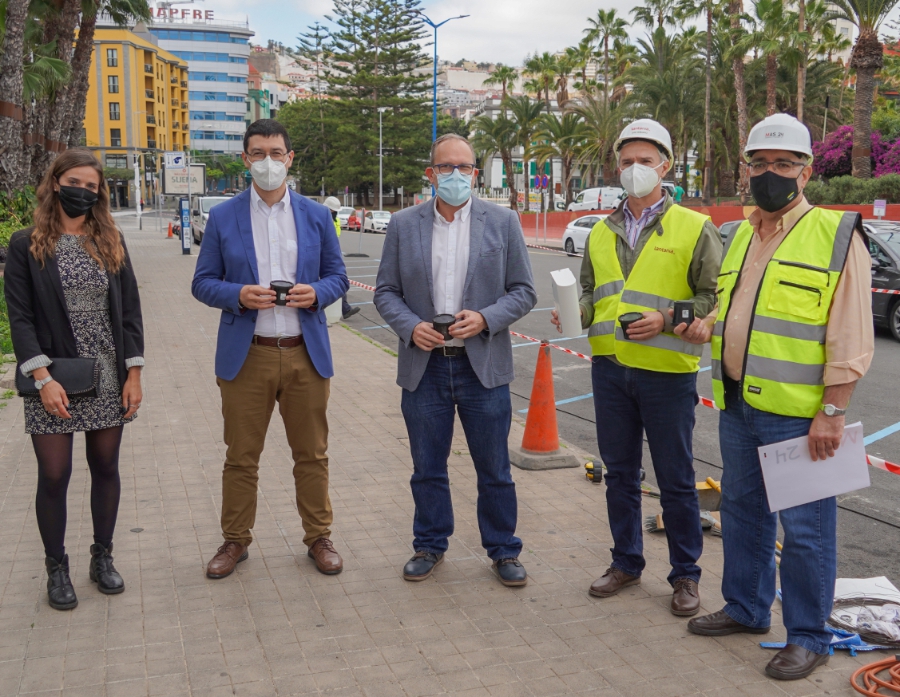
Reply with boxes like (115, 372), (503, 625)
(551, 267), (582, 339)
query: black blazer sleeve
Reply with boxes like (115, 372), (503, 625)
(4, 229), (44, 366)
(118, 238), (144, 361)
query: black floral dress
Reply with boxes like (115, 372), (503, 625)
(24, 234), (136, 435)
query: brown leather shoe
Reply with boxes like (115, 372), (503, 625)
(589, 567), (640, 598)
(307, 538), (343, 575)
(206, 542), (249, 579)
(671, 578), (701, 617)
(765, 644), (829, 680)
(687, 609), (770, 636)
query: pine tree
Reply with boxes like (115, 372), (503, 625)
(323, 0), (430, 205)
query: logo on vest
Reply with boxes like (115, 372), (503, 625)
(747, 385), (762, 394)
(654, 246), (675, 255)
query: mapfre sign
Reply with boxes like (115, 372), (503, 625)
(152, 7), (215, 20)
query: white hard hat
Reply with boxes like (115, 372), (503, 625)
(744, 113), (813, 162)
(323, 196), (341, 212)
(614, 119), (674, 169)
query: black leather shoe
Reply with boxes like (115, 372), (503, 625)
(45, 555), (78, 611)
(688, 609), (770, 636)
(89, 543), (124, 595)
(342, 307), (361, 319)
(402, 551), (443, 581)
(493, 558), (527, 587)
(765, 644), (829, 680)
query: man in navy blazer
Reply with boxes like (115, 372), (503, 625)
(375, 134), (536, 587)
(192, 120), (348, 580)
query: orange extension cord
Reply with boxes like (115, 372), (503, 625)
(851, 656), (900, 696)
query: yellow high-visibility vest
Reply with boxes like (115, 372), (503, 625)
(588, 204), (708, 373)
(710, 207), (859, 417)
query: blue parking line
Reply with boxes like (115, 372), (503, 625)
(530, 307), (555, 312)
(698, 366), (711, 373)
(349, 302), (372, 306)
(350, 275), (378, 278)
(362, 325), (391, 330)
(864, 420), (900, 446)
(518, 392), (594, 414)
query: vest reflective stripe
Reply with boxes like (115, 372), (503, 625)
(710, 207), (858, 417)
(593, 280), (624, 303)
(588, 204), (709, 372)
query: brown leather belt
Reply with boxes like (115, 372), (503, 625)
(252, 335), (304, 348)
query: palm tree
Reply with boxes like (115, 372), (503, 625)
(729, 0), (751, 201)
(584, 8), (629, 104)
(631, 0), (680, 30)
(483, 64), (519, 116)
(566, 38), (595, 93)
(570, 92), (621, 186)
(505, 95), (543, 213)
(471, 114), (520, 210)
(831, 0), (900, 178)
(0, 0), (32, 192)
(738, 0), (794, 115)
(523, 52), (559, 211)
(532, 112), (589, 208)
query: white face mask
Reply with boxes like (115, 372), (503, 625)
(620, 162), (665, 199)
(249, 156), (287, 191)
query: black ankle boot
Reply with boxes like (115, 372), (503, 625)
(89, 543), (124, 595)
(45, 555), (78, 610)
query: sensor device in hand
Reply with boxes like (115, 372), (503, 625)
(550, 267), (582, 338)
(432, 314), (457, 340)
(271, 280), (292, 306)
(673, 299), (695, 328)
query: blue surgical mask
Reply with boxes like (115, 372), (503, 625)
(436, 169), (472, 207)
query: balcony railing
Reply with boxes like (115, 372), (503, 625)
(181, 81), (188, 88)
(144, 64), (153, 74)
(146, 115), (156, 124)
(147, 139), (156, 149)
(145, 89), (154, 99)
(170, 76), (178, 84)
(181, 101), (188, 109)
(182, 124), (189, 131)
(173, 121), (180, 129)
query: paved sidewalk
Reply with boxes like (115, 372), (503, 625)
(0, 220), (874, 696)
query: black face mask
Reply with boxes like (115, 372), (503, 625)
(57, 185), (99, 219)
(331, 211), (338, 221)
(750, 170), (801, 213)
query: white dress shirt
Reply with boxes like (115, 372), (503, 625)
(431, 198), (472, 347)
(250, 186), (301, 337)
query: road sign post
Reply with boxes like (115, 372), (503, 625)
(180, 197), (191, 255)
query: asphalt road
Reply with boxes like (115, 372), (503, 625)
(338, 227), (900, 583)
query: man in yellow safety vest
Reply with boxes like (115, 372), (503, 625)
(552, 119), (722, 616)
(678, 113), (874, 681)
(324, 196), (360, 320)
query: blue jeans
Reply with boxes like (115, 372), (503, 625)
(591, 357), (703, 585)
(719, 380), (836, 655)
(401, 352), (522, 560)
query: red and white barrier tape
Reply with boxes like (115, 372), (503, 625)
(872, 288), (900, 295)
(349, 279), (900, 475)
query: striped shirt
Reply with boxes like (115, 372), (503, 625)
(622, 195), (667, 249)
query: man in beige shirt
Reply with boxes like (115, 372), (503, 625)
(677, 114), (873, 681)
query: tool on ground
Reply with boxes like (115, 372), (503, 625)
(584, 461), (602, 484)
(518, 343), (561, 455)
(698, 478), (722, 511)
(850, 654), (900, 695)
(646, 510), (718, 533)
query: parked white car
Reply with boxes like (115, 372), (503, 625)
(337, 206), (354, 228)
(191, 196), (231, 244)
(363, 210), (391, 233)
(568, 187), (624, 212)
(562, 214), (608, 255)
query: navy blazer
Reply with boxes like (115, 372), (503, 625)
(191, 189), (348, 381)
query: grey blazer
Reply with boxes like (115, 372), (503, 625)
(374, 197), (537, 392)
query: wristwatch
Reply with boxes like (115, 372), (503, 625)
(34, 375), (54, 391)
(821, 403), (847, 417)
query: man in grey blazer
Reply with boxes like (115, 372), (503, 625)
(374, 134), (537, 586)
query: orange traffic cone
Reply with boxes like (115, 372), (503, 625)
(521, 342), (560, 453)
(167, 222), (173, 238)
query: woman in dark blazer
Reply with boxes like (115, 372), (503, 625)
(4, 148), (144, 611)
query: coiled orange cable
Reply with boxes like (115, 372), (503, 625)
(851, 656), (900, 696)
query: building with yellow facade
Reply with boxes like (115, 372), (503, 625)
(83, 22), (188, 206)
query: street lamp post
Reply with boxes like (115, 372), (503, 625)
(415, 12), (469, 144)
(132, 110), (150, 230)
(378, 107), (389, 211)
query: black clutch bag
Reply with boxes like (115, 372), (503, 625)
(15, 357), (102, 398)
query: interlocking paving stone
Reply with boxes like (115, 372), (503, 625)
(0, 216), (876, 695)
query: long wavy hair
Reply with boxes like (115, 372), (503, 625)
(31, 148), (125, 272)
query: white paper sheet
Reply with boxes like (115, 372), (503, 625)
(550, 268), (582, 339)
(758, 421), (870, 512)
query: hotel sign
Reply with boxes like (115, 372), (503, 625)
(152, 7), (215, 20)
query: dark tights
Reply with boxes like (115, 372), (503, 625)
(32, 426), (124, 562)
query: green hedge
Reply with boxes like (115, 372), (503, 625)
(804, 174), (900, 205)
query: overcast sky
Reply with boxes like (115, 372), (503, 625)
(206, 0), (664, 65)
